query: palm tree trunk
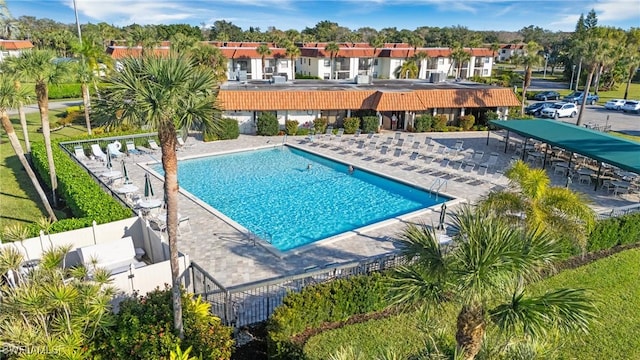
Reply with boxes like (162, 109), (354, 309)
(36, 81), (58, 207)
(456, 305), (486, 360)
(593, 64), (602, 94)
(291, 57), (296, 80)
(521, 66), (532, 114)
(623, 65), (637, 99)
(576, 69), (595, 126)
(18, 102), (31, 154)
(261, 57), (265, 80)
(159, 124), (184, 339)
(1, 111), (57, 221)
(81, 83), (92, 135)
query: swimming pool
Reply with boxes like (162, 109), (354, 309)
(154, 146), (447, 251)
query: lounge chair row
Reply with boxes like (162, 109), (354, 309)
(72, 139), (162, 163)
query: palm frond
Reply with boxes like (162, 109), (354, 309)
(388, 265), (448, 306)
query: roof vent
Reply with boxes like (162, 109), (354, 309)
(270, 75), (287, 84)
(355, 75), (371, 84)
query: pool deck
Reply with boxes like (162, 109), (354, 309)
(98, 131), (639, 288)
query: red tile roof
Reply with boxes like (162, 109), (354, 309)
(218, 88), (520, 111)
(106, 46), (171, 59)
(0, 40), (34, 50)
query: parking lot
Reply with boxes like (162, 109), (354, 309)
(530, 102), (640, 136)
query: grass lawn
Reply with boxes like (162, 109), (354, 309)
(0, 108), (86, 230)
(610, 131), (640, 143)
(303, 249), (640, 359)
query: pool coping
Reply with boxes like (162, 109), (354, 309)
(138, 142), (461, 259)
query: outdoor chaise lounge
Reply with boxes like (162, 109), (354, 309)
(91, 144), (107, 162)
(73, 145), (90, 162)
(125, 140), (142, 155)
(107, 141), (126, 157)
(148, 139), (161, 151)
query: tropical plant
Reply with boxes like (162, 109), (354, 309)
(285, 43), (301, 80)
(256, 43), (272, 79)
(0, 246), (115, 358)
(325, 41), (340, 80)
(622, 28), (640, 100)
(189, 43), (228, 83)
(0, 75), (57, 221)
(450, 44), (471, 79)
(96, 53), (222, 338)
(413, 51), (429, 79)
(513, 41), (543, 114)
(389, 206), (596, 360)
(396, 59), (418, 79)
(3, 49), (71, 206)
(478, 160), (595, 252)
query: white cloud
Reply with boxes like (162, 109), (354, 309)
(592, 0), (640, 24)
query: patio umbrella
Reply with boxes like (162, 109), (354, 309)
(106, 148), (112, 171)
(438, 203), (447, 231)
(144, 173), (155, 199)
(121, 160), (129, 183)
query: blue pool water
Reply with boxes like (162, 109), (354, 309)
(153, 147), (447, 251)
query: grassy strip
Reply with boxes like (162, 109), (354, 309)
(302, 249), (640, 359)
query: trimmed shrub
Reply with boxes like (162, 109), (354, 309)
(267, 272), (393, 359)
(342, 117), (360, 134)
(313, 118), (328, 134)
(458, 115), (475, 131)
(285, 120), (299, 135)
(362, 116), (379, 133)
(48, 83), (82, 99)
(92, 288), (233, 360)
(203, 118), (239, 141)
(256, 112), (279, 136)
(587, 213), (640, 252)
(414, 114), (433, 132)
(432, 114), (448, 131)
(296, 128), (310, 136)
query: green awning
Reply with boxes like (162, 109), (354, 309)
(489, 119), (640, 174)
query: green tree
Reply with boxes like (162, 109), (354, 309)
(97, 53), (221, 338)
(478, 160), (595, 251)
(170, 32), (199, 53)
(189, 43), (228, 83)
(285, 43), (301, 80)
(450, 44), (471, 79)
(396, 59), (418, 79)
(513, 41), (543, 114)
(389, 206), (596, 360)
(256, 43), (272, 80)
(0, 246), (114, 357)
(413, 51), (429, 79)
(368, 35), (385, 75)
(325, 41), (340, 80)
(622, 28), (640, 100)
(0, 75), (57, 221)
(4, 49), (71, 206)
(574, 31), (609, 126)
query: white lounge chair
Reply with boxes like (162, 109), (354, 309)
(148, 139), (161, 151)
(91, 144), (107, 162)
(177, 136), (194, 149)
(125, 140), (142, 155)
(107, 141), (126, 157)
(73, 145), (90, 162)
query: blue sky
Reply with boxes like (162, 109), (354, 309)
(7, 0), (640, 33)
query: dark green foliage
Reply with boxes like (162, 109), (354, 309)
(267, 273), (393, 359)
(93, 288), (233, 360)
(313, 118), (328, 134)
(458, 114), (475, 131)
(48, 83), (82, 99)
(256, 112), (279, 136)
(296, 128), (310, 136)
(285, 120), (299, 135)
(342, 117), (360, 134)
(294, 74), (322, 80)
(432, 114), (448, 131)
(361, 116), (379, 133)
(203, 118), (239, 141)
(31, 140), (132, 231)
(587, 213), (640, 252)
(413, 114), (433, 132)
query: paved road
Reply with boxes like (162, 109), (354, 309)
(7, 100), (82, 116)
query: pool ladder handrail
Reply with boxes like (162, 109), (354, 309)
(429, 178), (448, 200)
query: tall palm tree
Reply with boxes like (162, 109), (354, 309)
(4, 49), (71, 206)
(325, 41), (340, 80)
(396, 59), (418, 79)
(0, 76), (57, 221)
(574, 33), (609, 126)
(413, 51), (429, 79)
(390, 206), (596, 360)
(285, 44), (301, 80)
(189, 43), (228, 84)
(97, 53), (221, 338)
(406, 33), (423, 59)
(12, 79), (31, 154)
(514, 41), (543, 114)
(450, 44), (471, 79)
(622, 28), (640, 100)
(478, 160), (595, 251)
(489, 42), (500, 82)
(256, 43), (272, 80)
(368, 35), (385, 76)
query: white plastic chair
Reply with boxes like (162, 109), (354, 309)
(91, 144), (107, 162)
(107, 142), (126, 157)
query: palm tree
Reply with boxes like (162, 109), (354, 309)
(450, 44), (471, 79)
(406, 33), (423, 59)
(256, 43), (272, 80)
(325, 41), (340, 80)
(574, 33), (609, 126)
(97, 53), (221, 338)
(12, 79), (31, 154)
(396, 59), (418, 79)
(4, 49), (71, 206)
(489, 42), (500, 82)
(513, 41), (543, 114)
(478, 160), (595, 251)
(368, 35), (385, 76)
(413, 51), (429, 79)
(189, 43), (228, 84)
(390, 206), (596, 360)
(0, 77), (57, 221)
(622, 28), (640, 100)
(285, 44), (301, 80)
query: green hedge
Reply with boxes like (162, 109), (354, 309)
(267, 272), (393, 359)
(413, 114), (433, 132)
(48, 83), (82, 99)
(203, 118), (240, 141)
(257, 112), (279, 136)
(342, 117), (360, 134)
(31, 140), (132, 234)
(587, 213), (640, 252)
(361, 116), (378, 134)
(285, 120), (299, 135)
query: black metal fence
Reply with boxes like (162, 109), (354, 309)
(187, 253), (409, 328)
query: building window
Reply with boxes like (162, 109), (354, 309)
(324, 59), (330, 67)
(484, 57), (490, 63)
(483, 69), (489, 76)
(374, 59), (378, 66)
(323, 73), (330, 79)
(437, 57), (444, 65)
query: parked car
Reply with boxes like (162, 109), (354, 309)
(563, 91), (599, 105)
(540, 102), (578, 119)
(604, 99), (627, 110)
(622, 100), (640, 113)
(525, 102), (554, 117)
(533, 91), (560, 101)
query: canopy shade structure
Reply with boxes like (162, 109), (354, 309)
(489, 119), (640, 174)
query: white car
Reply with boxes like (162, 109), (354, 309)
(604, 99), (626, 110)
(540, 102), (578, 119)
(621, 100), (640, 113)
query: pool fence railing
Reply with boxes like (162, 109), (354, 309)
(185, 253), (410, 328)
